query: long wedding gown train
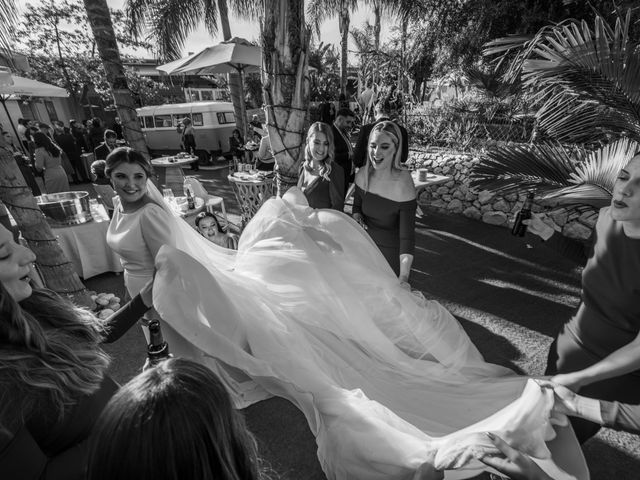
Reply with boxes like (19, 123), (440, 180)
(151, 188), (587, 480)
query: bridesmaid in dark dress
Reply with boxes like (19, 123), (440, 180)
(297, 122), (345, 211)
(352, 121), (416, 287)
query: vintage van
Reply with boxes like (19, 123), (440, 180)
(136, 101), (237, 156)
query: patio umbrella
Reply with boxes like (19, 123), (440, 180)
(164, 38), (262, 141)
(0, 68), (68, 153)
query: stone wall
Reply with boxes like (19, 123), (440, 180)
(409, 147), (598, 241)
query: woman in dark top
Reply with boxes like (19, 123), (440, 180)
(297, 122), (345, 211)
(229, 128), (245, 159)
(0, 223), (152, 480)
(524, 153), (640, 443)
(352, 121), (416, 285)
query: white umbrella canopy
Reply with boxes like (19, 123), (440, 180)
(0, 74), (69, 98)
(158, 38), (261, 142)
(156, 51), (201, 75)
(169, 38), (261, 76)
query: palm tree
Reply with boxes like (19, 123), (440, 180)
(262, 0), (310, 196)
(307, 0), (358, 99)
(126, 0), (262, 137)
(83, 0), (149, 158)
(0, 1), (89, 301)
(471, 10), (640, 211)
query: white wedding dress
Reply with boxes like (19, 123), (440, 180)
(147, 186), (587, 480)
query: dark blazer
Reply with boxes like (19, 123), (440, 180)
(353, 118), (408, 169)
(331, 124), (353, 188)
(93, 143), (113, 161)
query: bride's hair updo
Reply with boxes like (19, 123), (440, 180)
(105, 147), (152, 179)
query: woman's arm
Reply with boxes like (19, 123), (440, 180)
(552, 330), (640, 389)
(102, 286), (152, 343)
(398, 199), (417, 283)
(523, 214), (591, 265)
(352, 184), (367, 229)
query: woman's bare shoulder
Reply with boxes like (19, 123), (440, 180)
(393, 171), (416, 202)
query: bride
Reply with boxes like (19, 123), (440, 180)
(128, 178), (588, 479)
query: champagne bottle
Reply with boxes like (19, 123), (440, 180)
(145, 320), (170, 370)
(511, 192), (534, 237)
(185, 183), (196, 210)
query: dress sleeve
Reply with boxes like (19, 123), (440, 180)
(398, 199), (417, 256)
(542, 229), (593, 265)
(140, 204), (178, 260)
(601, 400), (640, 435)
(330, 166), (345, 211)
(352, 185), (363, 215)
(0, 425), (48, 480)
(102, 294), (150, 343)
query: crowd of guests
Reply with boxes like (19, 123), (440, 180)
(2, 116), (126, 196)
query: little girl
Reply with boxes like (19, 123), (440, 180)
(195, 212), (238, 249)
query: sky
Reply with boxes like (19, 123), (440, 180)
(15, 0), (394, 59)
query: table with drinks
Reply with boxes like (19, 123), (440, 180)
(161, 188), (205, 219)
(151, 154), (199, 196)
(227, 171), (274, 227)
(51, 201), (123, 279)
(411, 169), (452, 193)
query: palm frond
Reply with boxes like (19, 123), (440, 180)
(470, 142), (579, 196)
(126, 0), (217, 61)
(0, 0), (18, 59)
(471, 138), (638, 209)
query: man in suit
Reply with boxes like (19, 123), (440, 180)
(352, 99), (408, 169)
(94, 129), (118, 161)
(332, 108), (356, 188)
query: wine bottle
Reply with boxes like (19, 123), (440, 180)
(185, 183), (196, 210)
(511, 192), (534, 237)
(145, 320), (170, 370)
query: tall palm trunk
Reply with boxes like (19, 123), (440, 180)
(219, 0), (246, 140)
(262, 0), (309, 196)
(0, 143), (89, 300)
(399, 16), (408, 96)
(83, 0), (149, 158)
(339, 5), (350, 99)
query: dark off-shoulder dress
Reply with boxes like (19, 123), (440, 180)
(353, 185), (417, 275)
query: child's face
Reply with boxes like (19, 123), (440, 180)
(197, 217), (217, 241)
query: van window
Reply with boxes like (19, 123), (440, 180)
(172, 113), (190, 127)
(154, 114), (173, 128)
(139, 116), (145, 129)
(217, 112), (235, 124)
(201, 90), (214, 101)
(144, 116), (153, 128)
(192, 113), (203, 126)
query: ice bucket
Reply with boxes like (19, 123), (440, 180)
(36, 191), (93, 226)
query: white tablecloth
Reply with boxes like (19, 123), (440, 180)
(53, 217), (123, 279)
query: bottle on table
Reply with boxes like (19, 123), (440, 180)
(511, 192), (535, 237)
(184, 183), (196, 210)
(144, 319), (171, 370)
(229, 156), (237, 174)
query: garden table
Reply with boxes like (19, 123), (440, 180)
(227, 172), (274, 227)
(411, 170), (452, 193)
(151, 155), (199, 196)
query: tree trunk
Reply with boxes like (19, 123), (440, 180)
(0, 142), (90, 301)
(83, 0), (150, 159)
(261, 0), (309, 196)
(218, 0), (247, 140)
(399, 16), (407, 96)
(339, 6), (350, 99)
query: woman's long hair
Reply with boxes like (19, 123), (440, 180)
(361, 120), (406, 191)
(87, 358), (261, 480)
(33, 131), (61, 157)
(303, 122), (335, 181)
(0, 283), (110, 425)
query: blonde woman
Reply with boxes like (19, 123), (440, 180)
(297, 122), (345, 211)
(352, 120), (416, 286)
